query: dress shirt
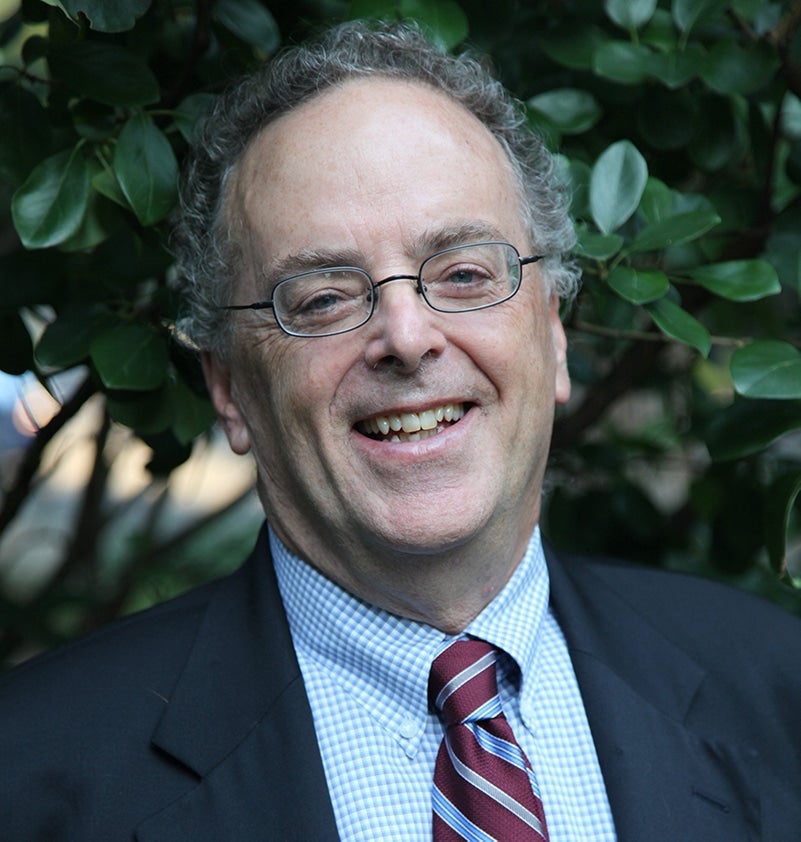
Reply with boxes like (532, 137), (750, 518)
(272, 526), (617, 841)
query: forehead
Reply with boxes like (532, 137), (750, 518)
(231, 78), (525, 266)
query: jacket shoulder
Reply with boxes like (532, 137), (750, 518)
(554, 548), (801, 683)
(1, 574), (221, 697)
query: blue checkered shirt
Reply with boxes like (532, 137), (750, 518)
(272, 526), (617, 841)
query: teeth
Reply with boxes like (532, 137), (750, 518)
(360, 403), (465, 441)
(401, 412), (421, 434)
(419, 409), (437, 430)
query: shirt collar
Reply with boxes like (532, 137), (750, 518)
(272, 526), (550, 755)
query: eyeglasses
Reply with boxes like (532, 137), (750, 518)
(219, 241), (543, 338)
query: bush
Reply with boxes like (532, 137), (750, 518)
(1, 0), (800, 667)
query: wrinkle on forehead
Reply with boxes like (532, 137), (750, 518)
(228, 78), (529, 289)
(257, 220), (513, 286)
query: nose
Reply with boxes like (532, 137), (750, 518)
(363, 276), (447, 373)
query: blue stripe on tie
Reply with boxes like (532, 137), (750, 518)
(468, 695), (503, 721)
(432, 784), (497, 842)
(445, 734), (546, 837)
(470, 726), (544, 799)
(470, 723), (525, 766)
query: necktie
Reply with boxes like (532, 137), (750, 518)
(429, 637), (549, 841)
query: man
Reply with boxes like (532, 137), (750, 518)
(2, 20), (800, 842)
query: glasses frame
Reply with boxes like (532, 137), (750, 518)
(218, 241), (544, 338)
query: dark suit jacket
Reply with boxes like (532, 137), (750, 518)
(2, 525), (800, 841)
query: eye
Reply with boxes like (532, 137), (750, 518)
(274, 269), (370, 332)
(444, 266), (491, 286)
(428, 262), (496, 298)
(296, 288), (350, 314)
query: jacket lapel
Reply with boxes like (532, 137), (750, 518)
(136, 527), (339, 841)
(545, 546), (761, 842)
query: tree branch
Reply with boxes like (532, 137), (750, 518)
(0, 375), (96, 539)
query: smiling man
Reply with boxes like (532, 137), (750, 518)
(2, 20), (801, 842)
(202, 75), (571, 634)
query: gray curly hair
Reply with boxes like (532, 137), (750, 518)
(172, 19), (579, 355)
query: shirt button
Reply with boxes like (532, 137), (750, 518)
(398, 717), (417, 740)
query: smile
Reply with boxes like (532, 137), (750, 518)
(357, 403), (466, 442)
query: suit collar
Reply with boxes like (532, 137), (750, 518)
(138, 526), (339, 841)
(544, 543), (760, 842)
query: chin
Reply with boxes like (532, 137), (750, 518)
(362, 506), (492, 558)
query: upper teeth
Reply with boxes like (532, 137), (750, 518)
(361, 403), (465, 436)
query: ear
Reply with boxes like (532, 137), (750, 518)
(201, 351), (252, 455)
(548, 295), (571, 406)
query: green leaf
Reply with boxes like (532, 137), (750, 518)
(173, 93), (217, 143)
(399, 0), (469, 49)
(538, 25), (610, 71)
(563, 157), (591, 218)
(672, 0), (728, 33)
(49, 0), (152, 32)
(605, 0), (657, 31)
(590, 140), (648, 234)
(593, 41), (654, 84)
(641, 9), (677, 51)
(608, 266), (669, 304)
(706, 399), (801, 461)
(12, 147), (90, 249)
(688, 260), (781, 302)
(783, 93), (801, 140)
(213, 0), (280, 53)
(701, 41), (778, 96)
(527, 88), (601, 135)
(646, 45), (701, 89)
(170, 375), (215, 444)
(48, 41), (160, 106)
(113, 112), (178, 225)
(765, 471), (801, 574)
(647, 297), (711, 356)
(575, 229), (624, 260)
(35, 305), (108, 369)
(91, 323), (169, 391)
(731, 341), (801, 399)
(91, 165), (128, 209)
(628, 209), (721, 253)
(638, 178), (673, 224)
(59, 191), (121, 251)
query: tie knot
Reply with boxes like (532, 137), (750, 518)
(429, 638), (501, 726)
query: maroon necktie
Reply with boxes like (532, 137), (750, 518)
(429, 637), (549, 840)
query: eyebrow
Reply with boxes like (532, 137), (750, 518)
(258, 220), (512, 287)
(260, 247), (366, 286)
(411, 221), (509, 255)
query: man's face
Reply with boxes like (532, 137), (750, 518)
(204, 78), (570, 589)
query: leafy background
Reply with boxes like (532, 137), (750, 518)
(1, 0), (800, 668)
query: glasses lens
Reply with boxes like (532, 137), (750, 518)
(273, 269), (373, 336)
(420, 243), (520, 313)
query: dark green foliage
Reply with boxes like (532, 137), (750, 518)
(1, 0), (800, 666)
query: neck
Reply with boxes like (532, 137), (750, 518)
(270, 515), (537, 634)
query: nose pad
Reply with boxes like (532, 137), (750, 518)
(364, 277), (446, 372)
